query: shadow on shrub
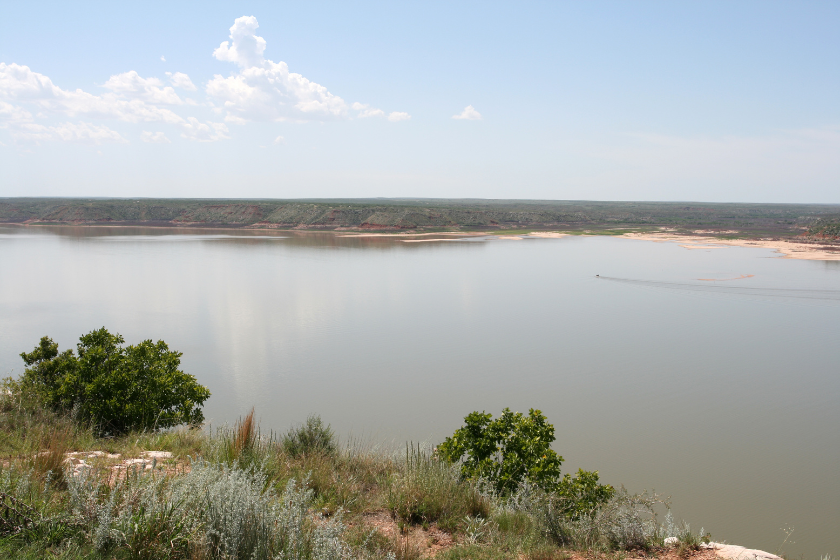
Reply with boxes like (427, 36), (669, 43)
(388, 444), (489, 531)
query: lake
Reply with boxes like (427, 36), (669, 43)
(1, 225), (838, 558)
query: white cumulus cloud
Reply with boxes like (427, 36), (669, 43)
(103, 71), (182, 104)
(0, 63), (184, 124)
(206, 16), (348, 122)
(273, 135), (285, 144)
(0, 63), (234, 143)
(141, 130), (171, 143)
(1, 17), (404, 148)
(166, 72), (196, 91)
(212, 16), (267, 69)
(387, 111), (411, 122)
(452, 105), (482, 120)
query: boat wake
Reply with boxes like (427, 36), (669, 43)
(596, 276), (840, 301)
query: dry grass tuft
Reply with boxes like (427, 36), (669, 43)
(234, 408), (257, 457)
(32, 425), (73, 487)
(390, 534), (424, 560)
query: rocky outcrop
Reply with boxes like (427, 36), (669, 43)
(703, 542), (782, 560)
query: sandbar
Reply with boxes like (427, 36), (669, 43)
(526, 232), (569, 239)
(619, 232), (840, 261)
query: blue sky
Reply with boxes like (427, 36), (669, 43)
(1, 1), (838, 202)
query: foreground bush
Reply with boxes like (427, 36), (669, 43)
(17, 328), (210, 434)
(437, 408), (614, 520)
(437, 408), (564, 495)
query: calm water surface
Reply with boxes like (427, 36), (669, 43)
(1, 225), (838, 558)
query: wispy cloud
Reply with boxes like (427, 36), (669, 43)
(140, 130), (171, 143)
(387, 111), (411, 122)
(13, 121), (127, 144)
(181, 117), (229, 142)
(352, 102), (385, 119)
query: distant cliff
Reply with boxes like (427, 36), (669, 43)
(2, 198), (840, 237)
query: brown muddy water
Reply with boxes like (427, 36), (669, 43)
(1, 225), (838, 558)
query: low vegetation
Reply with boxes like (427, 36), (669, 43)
(0, 331), (711, 558)
(0, 405), (709, 559)
(807, 219), (840, 240)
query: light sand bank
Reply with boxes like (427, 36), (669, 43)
(337, 232), (487, 238)
(526, 232), (569, 238)
(619, 232), (840, 261)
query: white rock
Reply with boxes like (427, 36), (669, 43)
(703, 542), (783, 560)
(141, 451), (173, 460)
(65, 450), (121, 459)
(122, 458), (154, 469)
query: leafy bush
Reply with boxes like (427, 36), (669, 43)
(18, 328), (210, 434)
(556, 469), (617, 520)
(437, 408), (564, 495)
(438, 408), (614, 522)
(283, 415), (337, 457)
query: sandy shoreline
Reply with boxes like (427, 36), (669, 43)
(6, 222), (838, 260)
(617, 232), (840, 261)
(392, 229), (839, 260)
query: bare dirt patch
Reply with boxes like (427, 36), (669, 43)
(359, 511), (455, 557)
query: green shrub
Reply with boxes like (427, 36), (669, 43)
(438, 408), (614, 521)
(556, 469), (616, 520)
(437, 408), (564, 495)
(283, 415), (337, 457)
(18, 328), (210, 435)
